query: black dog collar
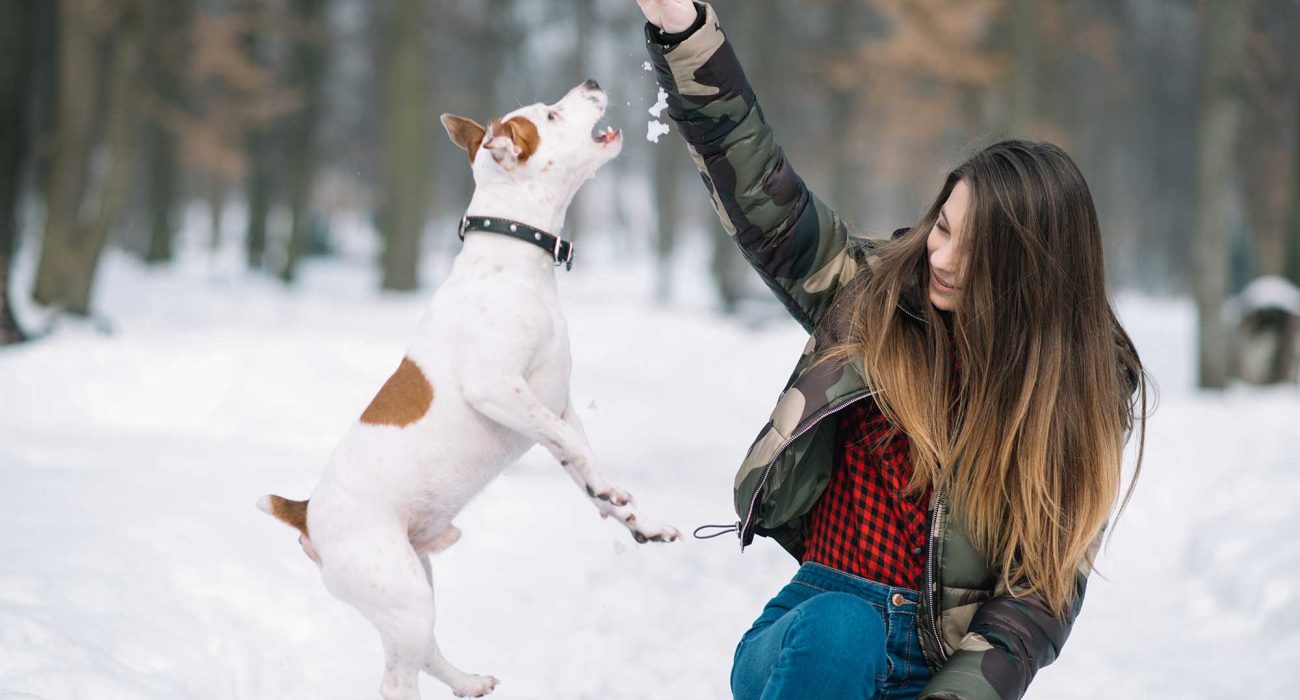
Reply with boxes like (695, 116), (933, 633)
(458, 215), (575, 271)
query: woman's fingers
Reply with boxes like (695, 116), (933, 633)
(635, 0), (698, 34)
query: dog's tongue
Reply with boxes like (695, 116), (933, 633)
(593, 125), (620, 144)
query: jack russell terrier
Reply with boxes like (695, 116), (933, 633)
(259, 79), (681, 700)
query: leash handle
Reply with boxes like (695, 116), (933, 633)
(693, 521), (740, 540)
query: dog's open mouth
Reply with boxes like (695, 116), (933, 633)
(592, 125), (620, 145)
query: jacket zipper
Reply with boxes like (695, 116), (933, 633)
(925, 484), (950, 663)
(739, 388), (878, 551)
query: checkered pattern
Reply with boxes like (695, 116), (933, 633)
(802, 325), (962, 591)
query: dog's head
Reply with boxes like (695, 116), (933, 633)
(440, 79), (622, 190)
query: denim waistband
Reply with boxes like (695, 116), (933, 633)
(792, 562), (922, 612)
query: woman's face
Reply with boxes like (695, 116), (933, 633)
(926, 179), (970, 312)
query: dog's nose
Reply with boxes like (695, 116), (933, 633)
(583, 78), (601, 91)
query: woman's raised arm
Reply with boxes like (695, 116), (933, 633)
(640, 1), (866, 334)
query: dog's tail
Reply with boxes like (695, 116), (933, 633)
(257, 494), (310, 537)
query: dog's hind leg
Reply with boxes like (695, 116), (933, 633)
(321, 536), (497, 699)
(417, 552), (498, 698)
(413, 524), (461, 556)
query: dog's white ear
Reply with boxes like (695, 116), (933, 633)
(440, 113), (487, 165)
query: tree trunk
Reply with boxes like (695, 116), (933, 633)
(1008, 0), (1038, 137)
(207, 179), (225, 252)
(144, 114), (179, 264)
(0, 0), (35, 344)
(379, 0), (433, 291)
(564, 0), (594, 243)
(245, 128), (272, 269)
(1192, 0), (1250, 389)
(280, 0), (329, 283)
(828, 0), (863, 222)
(33, 1), (144, 315)
(63, 7), (145, 315)
(141, 0), (190, 265)
(33, 0), (98, 308)
(242, 7), (273, 271)
(653, 126), (684, 303)
(1288, 78), (1300, 288)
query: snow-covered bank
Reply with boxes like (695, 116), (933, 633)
(1, 245), (1297, 699)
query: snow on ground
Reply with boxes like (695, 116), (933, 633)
(1, 235), (1298, 700)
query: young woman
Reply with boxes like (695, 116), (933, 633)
(636, 2), (1151, 699)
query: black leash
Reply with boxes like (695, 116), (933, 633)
(458, 215), (575, 271)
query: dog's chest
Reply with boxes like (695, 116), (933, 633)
(431, 253), (574, 413)
(522, 305), (572, 410)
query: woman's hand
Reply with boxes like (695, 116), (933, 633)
(635, 0), (697, 34)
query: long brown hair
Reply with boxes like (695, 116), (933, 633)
(819, 139), (1153, 617)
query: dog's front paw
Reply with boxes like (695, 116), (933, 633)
(452, 674), (499, 698)
(630, 522), (682, 544)
(586, 482), (632, 506)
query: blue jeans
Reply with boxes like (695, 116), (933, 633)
(730, 562), (935, 700)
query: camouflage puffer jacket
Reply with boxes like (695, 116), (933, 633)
(645, 4), (1118, 699)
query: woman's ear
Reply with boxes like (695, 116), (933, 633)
(440, 113), (487, 164)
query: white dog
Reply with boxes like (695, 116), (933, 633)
(259, 79), (681, 700)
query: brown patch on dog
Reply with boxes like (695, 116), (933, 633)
(263, 494), (310, 537)
(487, 115), (541, 164)
(360, 357), (434, 426)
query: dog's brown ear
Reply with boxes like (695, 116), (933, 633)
(501, 116), (540, 164)
(483, 116), (540, 168)
(440, 113), (487, 165)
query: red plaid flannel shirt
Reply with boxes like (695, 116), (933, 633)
(802, 324), (962, 590)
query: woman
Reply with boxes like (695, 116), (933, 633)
(636, 2), (1152, 699)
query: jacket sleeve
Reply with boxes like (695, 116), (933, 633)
(643, 1), (864, 335)
(919, 529), (1105, 700)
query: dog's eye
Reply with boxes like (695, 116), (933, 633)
(547, 110), (558, 122)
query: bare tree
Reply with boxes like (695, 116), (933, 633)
(825, 0), (866, 221)
(1008, 0), (1037, 136)
(33, 0), (146, 316)
(378, 0), (434, 291)
(140, 0), (192, 265)
(1193, 0), (1252, 389)
(1291, 76), (1300, 287)
(1237, 0), (1297, 282)
(280, 0), (330, 283)
(653, 119), (686, 303)
(242, 3), (277, 272)
(0, 0), (37, 343)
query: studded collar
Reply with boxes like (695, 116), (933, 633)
(458, 215), (575, 271)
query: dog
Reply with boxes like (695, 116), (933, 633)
(258, 79), (681, 700)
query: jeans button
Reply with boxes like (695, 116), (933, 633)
(891, 593), (905, 606)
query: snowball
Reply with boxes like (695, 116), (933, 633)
(642, 61), (653, 72)
(646, 120), (671, 143)
(648, 87), (669, 118)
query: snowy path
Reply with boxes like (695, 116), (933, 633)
(1, 250), (1297, 699)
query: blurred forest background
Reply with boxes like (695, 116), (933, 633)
(2, 0), (1299, 389)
